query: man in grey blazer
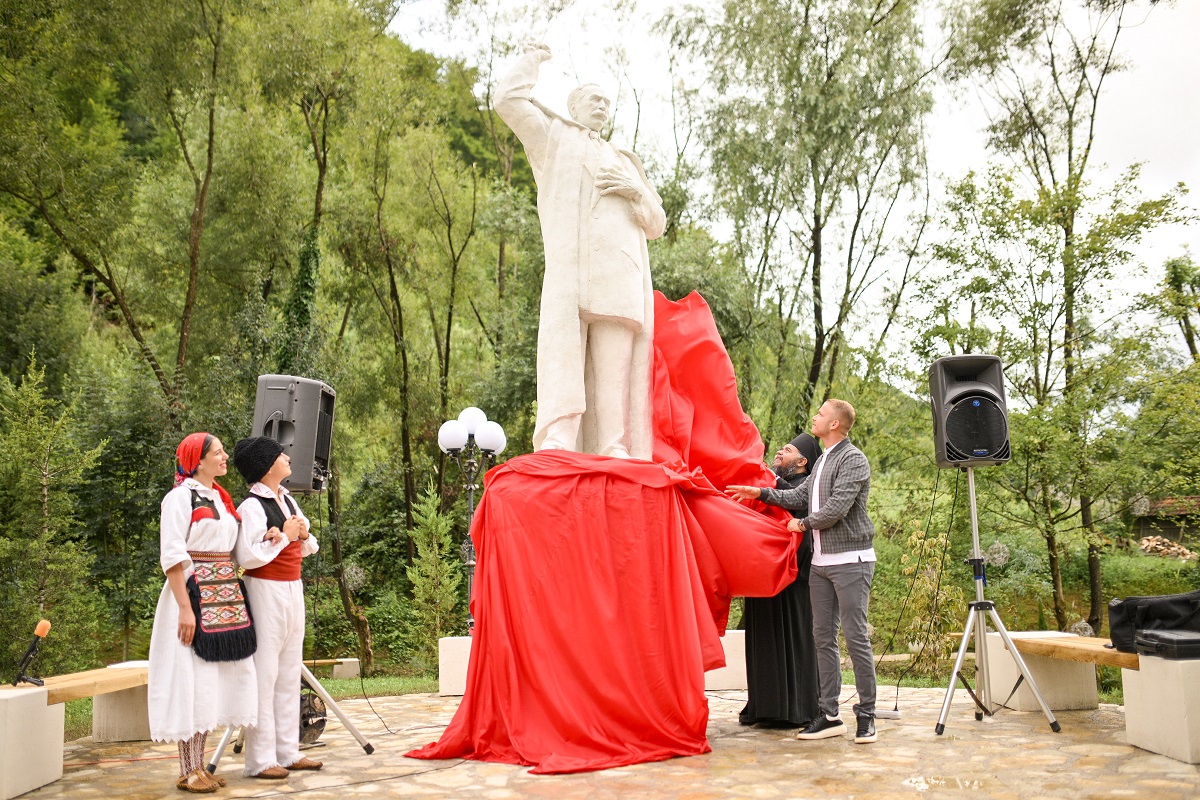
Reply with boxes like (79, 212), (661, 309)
(726, 399), (878, 743)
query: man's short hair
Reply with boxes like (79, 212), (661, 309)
(826, 399), (856, 431)
(567, 83), (606, 117)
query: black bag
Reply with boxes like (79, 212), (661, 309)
(1134, 629), (1200, 660)
(1108, 589), (1200, 653)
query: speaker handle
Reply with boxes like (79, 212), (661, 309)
(262, 409), (283, 440)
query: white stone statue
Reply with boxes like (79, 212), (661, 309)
(496, 43), (665, 460)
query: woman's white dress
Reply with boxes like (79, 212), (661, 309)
(148, 478), (258, 742)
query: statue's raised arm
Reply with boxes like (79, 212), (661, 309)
(494, 44), (555, 174)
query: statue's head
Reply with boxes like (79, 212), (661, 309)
(568, 83), (610, 132)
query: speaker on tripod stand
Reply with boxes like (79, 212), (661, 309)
(251, 375), (335, 494)
(930, 354), (1010, 469)
(928, 355), (1060, 735)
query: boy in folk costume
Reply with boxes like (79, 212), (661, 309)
(232, 436), (323, 779)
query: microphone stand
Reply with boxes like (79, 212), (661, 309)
(12, 638), (45, 687)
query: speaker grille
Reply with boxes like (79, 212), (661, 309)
(944, 395), (1009, 462)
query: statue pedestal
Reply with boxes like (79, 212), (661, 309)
(439, 630), (746, 697)
(410, 451), (798, 772)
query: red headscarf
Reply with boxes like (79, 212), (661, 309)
(175, 432), (241, 521)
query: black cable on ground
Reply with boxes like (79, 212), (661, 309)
(839, 468), (949, 714)
(885, 471), (961, 710)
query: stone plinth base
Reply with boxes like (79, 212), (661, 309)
(985, 631), (1098, 711)
(1124, 655), (1200, 763)
(0, 685), (64, 800)
(705, 630), (747, 691)
(440, 637), (472, 696)
(332, 658), (361, 679)
(93, 661), (151, 743)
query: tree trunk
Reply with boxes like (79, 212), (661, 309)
(800, 206), (825, 418)
(169, 12), (224, 403)
(495, 237), (507, 360)
(326, 460), (374, 674)
(1179, 313), (1198, 361)
(1044, 525), (1068, 630)
(1082, 496), (1104, 633)
(384, 246), (417, 558)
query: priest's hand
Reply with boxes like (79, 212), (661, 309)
(724, 485), (762, 501)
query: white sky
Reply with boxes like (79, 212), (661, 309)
(393, 0), (1199, 349)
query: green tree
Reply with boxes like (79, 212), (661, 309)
(404, 487), (464, 671)
(665, 0), (935, 431)
(0, 363), (106, 674)
(1149, 255), (1200, 362)
(920, 168), (1182, 630)
(0, 214), (88, 398)
(943, 0), (1185, 631)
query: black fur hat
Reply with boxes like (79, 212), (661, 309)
(233, 436), (284, 485)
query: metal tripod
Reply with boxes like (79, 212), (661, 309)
(206, 663), (374, 774)
(935, 467), (1060, 735)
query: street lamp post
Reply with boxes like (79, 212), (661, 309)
(438, 406), (506, 632)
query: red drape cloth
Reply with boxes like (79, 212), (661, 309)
(406, 291), (796, 773)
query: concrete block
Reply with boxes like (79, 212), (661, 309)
(1124, 655), (1200, 763)
(705, 630), (747, 691)
(0, 684), (64, 800)
(985, 631), (1098, 711)
(332, 658), (361, 680)
(92, 661), (151, 743)
(439, 636), (472, 696)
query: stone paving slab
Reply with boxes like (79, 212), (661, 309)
(26, 687), (1200, 799)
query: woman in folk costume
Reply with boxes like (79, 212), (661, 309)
(148, 433), (257, 793)
(232, 436), (322, 779)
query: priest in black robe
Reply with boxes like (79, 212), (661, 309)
(739, 432), (822, 727)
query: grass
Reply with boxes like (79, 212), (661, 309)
(62, 673), (439, 743)
(867, 661), (1126, 706)
(310, 673), (437, 700)
(65, 698), (93, 742)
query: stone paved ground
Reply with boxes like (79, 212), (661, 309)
(28, 687), (1200, 799)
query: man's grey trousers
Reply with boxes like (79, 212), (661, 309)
(809, 560), (876, 719)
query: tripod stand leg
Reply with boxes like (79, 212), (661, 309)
(206, 726), (238, 774)
(935, 607), (979, 735)
(299, 664), (375, 754)
(984, 609), (1061, 732)
(974, 607), (992, 721)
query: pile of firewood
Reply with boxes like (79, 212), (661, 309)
(1138, 535), (1197, 561)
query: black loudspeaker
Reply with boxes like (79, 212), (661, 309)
(929, 355), (1010, 469)
(252, 375), (336, 493)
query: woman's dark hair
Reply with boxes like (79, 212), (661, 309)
(200, 434), (215, 459)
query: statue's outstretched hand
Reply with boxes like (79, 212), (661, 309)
(525, 42), (552, 62)
(596, 165), (642, 201)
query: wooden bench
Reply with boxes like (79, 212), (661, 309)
(1005, 635), (1138, 670)
(986, 631), (1200, 764)
(985, 632), (1129, 713)
(0, 661), (149, 800)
